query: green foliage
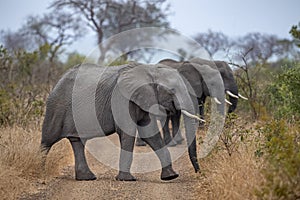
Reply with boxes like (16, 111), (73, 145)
(266, 62), (300, 119)
(0, 89), (12, 125)
(0, 45), (56, 126)
(235, 62), (275, 120)
(0, 85), (45, 126)
(64, 51), (86, 69)
(256, 120), (300, 199)
(290, 22), (300, 48)
(15, 49), (39, 77)
(0, 45), (12, 68)
(108, 56), (129, 66)
(219, 113), (250, 156)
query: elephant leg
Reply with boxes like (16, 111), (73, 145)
(137, 125), (179, 181)
(171, 111), (184, 144)
(228, 95), (238, 113)
(161, 116), (177, 146)
(116, 129), (137, 181)
(68, 137), (96, 181)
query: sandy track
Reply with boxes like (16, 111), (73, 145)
(20, 135), (202, 200)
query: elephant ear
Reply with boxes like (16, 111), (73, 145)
(191, 63), (224, 96)
(214, 61), (227, 76)
(179, 62), (204, 97)
(117, 65), (159, 114)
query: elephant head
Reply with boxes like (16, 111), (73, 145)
(159, 59), (225, 115)
(189, 57), (243, 113)
(116, 63), (201, 172)
(214, 61), (239, 113)
(189, 62), (225, 115)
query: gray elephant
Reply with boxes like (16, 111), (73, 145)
(158, 59), (227, 146)
(41, 62), (202, 181)
(136, 59), (226, 146)
(189, 58), (245, 117)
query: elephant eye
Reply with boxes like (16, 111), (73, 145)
(169, 88), (176, 95)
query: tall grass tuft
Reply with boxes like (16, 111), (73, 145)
(0, 126), (73, 199)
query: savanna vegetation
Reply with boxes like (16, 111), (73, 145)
(0, 0), (299, 199)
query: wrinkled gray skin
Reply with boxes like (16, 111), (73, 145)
(41, 62), (200, 181)
(136, 58), (227, 146)
(190, 58), (239, 115)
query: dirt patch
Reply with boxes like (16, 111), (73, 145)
(19, 142), (202, 200)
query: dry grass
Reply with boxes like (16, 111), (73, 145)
(0, 126), (73, 199)
(196, 138), (264, 200)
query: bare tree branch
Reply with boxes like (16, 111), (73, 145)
(50, 0), (170, 63)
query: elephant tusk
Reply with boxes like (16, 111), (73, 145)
(182, 110), (206, 123)
(213, 97), (222, 105)
(226, 91), (239, 99)
(238, 93), (248, 100)
(225, 99), (232, 105)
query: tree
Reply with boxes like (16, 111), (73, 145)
(1, 11), (84, 57)
(227, 33), (294, 119)
(290, 22), (300, 48)
(193, 29), (230, 58)
(24, 11), (85, 62)
(0, 10), (85, 83)
(50, 0), (170, 63)
(64, 51), (86, 69)
(0, 30), (35, 52)
(233, 33), (292, 64)
(25, 11), (85, 83)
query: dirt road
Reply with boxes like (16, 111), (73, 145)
(21, 135), (203, 200)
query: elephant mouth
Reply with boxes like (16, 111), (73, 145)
(169, 101), (177, 115)
(157, 101), (177, 116)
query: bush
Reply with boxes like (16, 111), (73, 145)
(266, 62), (300, 119)
(257, 120), (300, 199)
(0, 85), (46, 126)
(0, 45), (63, 126)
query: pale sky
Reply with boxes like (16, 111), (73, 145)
(0, 0), (299, 55)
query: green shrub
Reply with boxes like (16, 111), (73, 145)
(219, 113), (250, 156)
(0, 86), (46, 126)
(266, 62), (300, 119)
(256, 120), (300, 199)
(0, 45), (57, 127)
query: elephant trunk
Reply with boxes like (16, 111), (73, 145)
(228, 95), (238, 113)
(213, 91), (225, 116)
(226, 88), (239, 113)
(183, 113), (200, 173)
(171, 77), (200, 172)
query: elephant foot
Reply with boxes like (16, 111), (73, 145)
(116, 172), (137, 181)
(135, 138), (147, 146)
(161, 166), (179, 181)
(75, 170), (97, 181)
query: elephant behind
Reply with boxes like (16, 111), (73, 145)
(41, 62), (201, 181)
(189, 57), (240, 114)
(153, 58), (248, 147)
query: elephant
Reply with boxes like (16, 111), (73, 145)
(41, 62), (203, 181)
(189, 57), (244, 116)
(159, 59), (227, 146)
(136, 59), (226, 147)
